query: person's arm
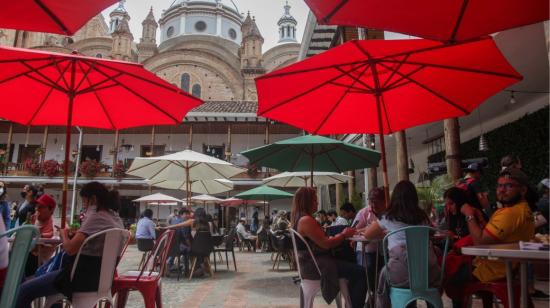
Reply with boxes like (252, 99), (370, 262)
(164, 219), (194, 229)
(476, 192), (490, 211)
(361, 221), (385, 241)
(148, 221), (156, 239)
(60, 229), (87, 256)
(298, 216), (354, 250)
(461, 204), (498, 245)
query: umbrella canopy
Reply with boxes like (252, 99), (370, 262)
(305, 0), (549, 43)
(147, 178), (234, 195)
(128, 150), (244, 204)
(191, 194), (224, 203)
(133, 193), (185, 203)
(0, 46), (202, 227)
(255, 38), (521, 203)
(240, 135), (380, 179)
(234, 185), (294, 201)
(0, 0), (118, 35)
(263, 171), (352, 187)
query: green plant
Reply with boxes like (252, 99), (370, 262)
(416, 174), (454, 213)
(112, 160), (126, 179)
(79, 159), (101, 178)
(23, 158), (41, 175)
(42, 159), (60, 177)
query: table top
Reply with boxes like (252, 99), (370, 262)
(462, 243), (550, 261)
(8, 237), (62, 245)
(349, 235), (371, 242)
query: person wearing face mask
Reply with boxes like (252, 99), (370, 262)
(0, 182), (9, 229)
(16, 184), (38, 226)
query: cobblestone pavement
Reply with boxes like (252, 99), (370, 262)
(118, 245), (549, 308)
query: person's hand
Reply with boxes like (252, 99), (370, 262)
(341, 227), (355, 238)
(460, 204), (476, 217)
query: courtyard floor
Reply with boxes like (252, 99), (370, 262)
(117, 245), (549, 308)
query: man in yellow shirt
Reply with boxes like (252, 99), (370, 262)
(447, 169), (534, 307)
(461, 168), (534, 281)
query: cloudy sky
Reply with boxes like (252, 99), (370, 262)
(102, 0), (310, 51)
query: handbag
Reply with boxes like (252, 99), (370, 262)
(35, 250), (72, 277)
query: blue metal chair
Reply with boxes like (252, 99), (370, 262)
(0, 225), (40, 308)
(382, 226), (449, 308)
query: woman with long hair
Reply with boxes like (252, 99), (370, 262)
(361, 181), (441, 308)
(16, 181), (124, 307)
(291, 187), (366, 308)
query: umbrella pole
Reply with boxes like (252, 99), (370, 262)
(61, 93), (75, 228)
(185, 163), (190, 209)
(375, 98), (390, 208)
(310, 152), (314, 187)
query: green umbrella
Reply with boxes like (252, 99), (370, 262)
(241, 135), (381, 186)
(235, 185), (294, 218)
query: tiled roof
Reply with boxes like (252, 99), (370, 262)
(190, 101), (258, 114)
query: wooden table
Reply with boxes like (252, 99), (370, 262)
(462, 243), (549, 308)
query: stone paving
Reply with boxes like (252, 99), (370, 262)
(117, 245), (549, 308)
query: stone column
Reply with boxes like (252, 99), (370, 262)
(187, 124), (193, 150)
(347, 171), (355, 201)
(149, 126), (155, 157)
(335, 183), (343, 211)
(4, 123), (13, 174)
(112, 130), (119, 176)
(444, 118), (462, 180)
(395, 130), (409, 181)
(367, 134), (378, 190)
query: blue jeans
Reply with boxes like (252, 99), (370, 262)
(17, 269), (61, 308)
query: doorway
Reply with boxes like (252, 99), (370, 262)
(80, 145), (102, 162)
(17, 144), (40, 164)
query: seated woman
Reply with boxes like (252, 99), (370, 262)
(292, 187), (366, 308)
(16, 182), (124, 307)
(361, 181), (441, 308)
(443, 187), (486, 239)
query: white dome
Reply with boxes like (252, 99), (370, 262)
(169, 0), (240, 14)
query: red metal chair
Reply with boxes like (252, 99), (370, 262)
(461, 280), (521, 308)
(112, 230), (175, 308)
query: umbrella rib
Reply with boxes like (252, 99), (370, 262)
(25, 83), (56, 126)
(73, 61), (97, 92)
(376, 38), (486, 62)
(144, 162), (173, 181)
(322, 0), (349, 22)
(80, 70), (117, 129)
(384, 65), (424, 90)
(381, 59), (522, 79)
(337, 145), (380, 167)
(334, 65), (374, 91)
(328, 81), (370, 93)
(449, 0), (471, 42)
(51, 57), (71, 90)
(248, 144), (290, 167)
(0, 59), (64, 87)
(377, 62), (469, 114)
(127, 159), (161, 173)
(259, 63), (369, 116)
(0, 56), (54, 64)
(381, 55), (410, 88)
(290, 146), (307, 171)
(321, 145), (343, 173)
(314, 64), (371, 134)
(380, 95), (394, 133)
(91, 65), (181, 124)
(200, 180), (211, 195)
(33, 0), (70, 34)
(76, 73), (123, 95)
(203, 163), (233, 179)
(20, 61), (67, 92)
(255, 59), (369, 81)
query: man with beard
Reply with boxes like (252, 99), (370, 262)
(446, 169), (535, 307)
(16, 185), (38, 226)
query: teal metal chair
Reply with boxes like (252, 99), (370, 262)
(0, 225), (40, 308)
(382, 226), (449, 308)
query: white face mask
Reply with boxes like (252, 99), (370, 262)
(0, 188), (4, 196)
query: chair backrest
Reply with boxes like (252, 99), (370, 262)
(382, 226), (449, 292)
(168, 234), (181, 257)
(71, 228), (130, 295)
(0, 225), (39, 308)
(139, 229), (175, 279)
(288, 228), (321, 280)
(224, 228), (237, 250)
(191, 231), (214, 256)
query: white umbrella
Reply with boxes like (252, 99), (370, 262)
(133, 193), (186, 220)
(128, 149), (245, 203)
(191, 194), (224, 213)
(146, 178), (234, 195)
(263, 171), (352, 187)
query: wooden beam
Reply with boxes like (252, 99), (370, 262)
(444, 118), (462, 180)
(395, 130), (409, 181)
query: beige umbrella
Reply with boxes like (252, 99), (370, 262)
(263, 171), (352, 187)
(133, 193), (186, 220)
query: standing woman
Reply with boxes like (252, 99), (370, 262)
(361, 181), (441, 308)
(0, 182), (9, 230)
(16, 182), (124, 307)
(291, 187), (366, 308)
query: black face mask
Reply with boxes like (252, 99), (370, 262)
(20, 191), (27, 198)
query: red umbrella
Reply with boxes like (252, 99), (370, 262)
(0, 0), (118, 35)
(0, 46), (203, 227)
(305, 0), (549, 43)
(256, 37), (521, 203)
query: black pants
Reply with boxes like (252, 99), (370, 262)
(336, 260), (367, 308)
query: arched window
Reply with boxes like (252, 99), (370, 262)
(180, 73), (190, 92)
(192, 84), (201, 98)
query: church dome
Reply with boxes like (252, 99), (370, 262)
(159, 0), (243, 45)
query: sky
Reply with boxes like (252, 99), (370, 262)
(102, 0), (310, 51)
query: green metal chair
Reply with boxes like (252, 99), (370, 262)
(382, 226), (449, 308)
(0, 225), (40, 308)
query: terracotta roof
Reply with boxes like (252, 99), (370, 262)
(190, 101), (257, 114)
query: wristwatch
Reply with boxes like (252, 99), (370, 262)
(465, 215), (476, 222)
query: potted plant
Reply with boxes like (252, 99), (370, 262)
(79, 158), (101, 178)
(129, 223), (137, 244)
(60, 160), (76, 174)
(112, 160), (126, 180)
(24, 158), (41, 175)
(42, 159), (60, 177)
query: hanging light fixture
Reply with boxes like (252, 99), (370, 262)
(477, 109), (489, 152)
(96, 145), (100, 152)
(408, 158), (415, 173)
(24, 126), (30, 147)
(509, 91), (516, 104)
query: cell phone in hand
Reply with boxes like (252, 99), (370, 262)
(351, 220), (359, 228)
